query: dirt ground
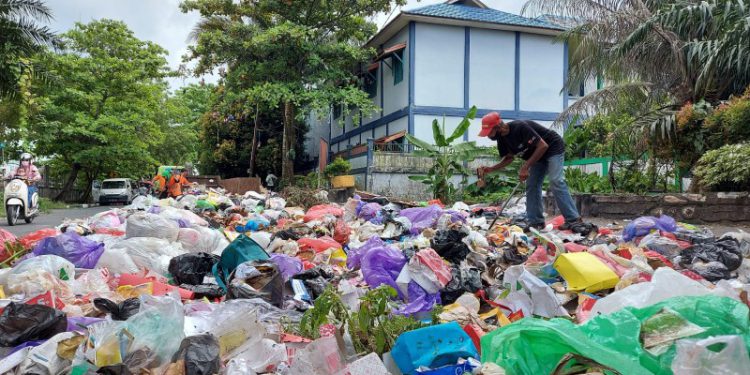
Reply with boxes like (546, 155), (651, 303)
(584, 216), (750, 237)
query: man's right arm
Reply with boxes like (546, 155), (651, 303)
(480, 155), (514, 176)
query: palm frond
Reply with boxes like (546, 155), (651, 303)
(0, 0), (53, 21)
(552, 82), (652, 128)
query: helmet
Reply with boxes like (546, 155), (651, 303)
(20, 153), (32, 162)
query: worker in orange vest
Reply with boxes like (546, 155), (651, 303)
(167, 169), (191, 198)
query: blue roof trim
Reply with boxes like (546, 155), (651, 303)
(404, 4), (563, 31)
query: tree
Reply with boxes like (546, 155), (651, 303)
(28, 20), (172, 200)
(523, 0), (750, 129)
(0, 0), (58, 96)
(406, 106), (494, 203)
(181, 0), (405, 182)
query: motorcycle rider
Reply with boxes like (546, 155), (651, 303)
(12, 153), (41, 208)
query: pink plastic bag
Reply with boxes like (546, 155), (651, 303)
(407, 248), (452, 294)
(298, 236), (341, 253)
(303, 205), (344, 222)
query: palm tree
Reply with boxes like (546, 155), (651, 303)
(0, 0), (57, 96)
(522, 0), (750, 130)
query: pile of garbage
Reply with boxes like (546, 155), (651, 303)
(1, 189), (750, 374)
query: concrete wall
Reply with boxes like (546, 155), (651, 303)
(469, 28), (515, 110)
(304, 111), (331, 159)
(414, 23), (465, 108)
(383, 27), (409, 115)
(519, 33), (564, 112)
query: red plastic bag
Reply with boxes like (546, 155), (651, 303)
(26, 291), (66, 310)
(333, 219), (351, 245)
(298, 236), (341, 253)
(548, 215), (565, 229)
(19, 228), (59, 249)
(303, 205), (344, 222)
(427, 199), (445, 208)
(93, 227), (125, 236)
(0, 228), (17, 244)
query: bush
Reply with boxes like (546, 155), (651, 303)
(705, 88), (750, 147)
(693, 143), (750, 191)
(564, 168), (611, 193)
(324, 157), (351, 178)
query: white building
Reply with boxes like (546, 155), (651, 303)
(305, 0), (575, 190)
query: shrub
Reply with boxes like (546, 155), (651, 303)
(324, 157), (351, 178)
(693, 143), (750, 191)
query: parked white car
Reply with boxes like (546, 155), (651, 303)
(97, 178), (135, 205)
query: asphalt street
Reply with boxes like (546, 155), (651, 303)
(2, 205), (111, 237)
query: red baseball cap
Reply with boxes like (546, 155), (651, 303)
(478, 111), (502, 137)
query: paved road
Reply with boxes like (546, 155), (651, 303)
(2, 206), (111, 237)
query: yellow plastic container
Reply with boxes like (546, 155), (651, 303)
(553, 252), (620, 293)
(331, 175), (355, 188)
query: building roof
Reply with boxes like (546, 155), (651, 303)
(404, 3), (564, 31)
(366, 1), (564, 48)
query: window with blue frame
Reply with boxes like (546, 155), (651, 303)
(393, 50), (403, 85)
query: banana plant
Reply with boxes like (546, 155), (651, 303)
(406, 106), (494, 203)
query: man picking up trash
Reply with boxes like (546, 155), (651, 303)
(477, 111), (582, 231)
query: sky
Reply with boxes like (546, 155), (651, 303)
(43, 0), (528, 90)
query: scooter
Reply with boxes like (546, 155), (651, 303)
(4, 176), (39, 226)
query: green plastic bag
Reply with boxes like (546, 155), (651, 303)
(212, 234), (269, 290)
(195, 199), (216, 210)
(481, 295), (750, 375)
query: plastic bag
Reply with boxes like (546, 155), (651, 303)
(182, 226), (229, 255)
(358, 202), (382, 222)
(303, 204), (343, 222)
(680, 238), (742, 281)
(125, 212), (180, 241)
(391, 322), (478, 375)
(19, 228), (59, 249)
(501, 265), (568, 318)
(395, 280), (442, 316)
(441, 267), (482, 305)
(0, 303), (68, 346)
(227, 261), (285, 307)
(168, 334), (221, 375)
(623, 215), (677, 241)
(400, 205), (443, 235)
(298, 236), (341, 253)
(671, 335), (750, 374)
(407, 248), (452, 294)
(213, 234), (269, 290)
(292, 267), (333, 298)
(6, 255), (75, 297)
(347, 237), (406, 297)
(270, 253), (303, 281)
(168, 252), (220, 286)
(93, 298), (141, 321)
(96, 247), (140, 274)
(183, 300), (267, 357)
(85, 294), (185, 371)
(225, 338), (288, 373)
(32, 232), (105, 269)
(0, 228), (17, 245)
(289, 336), (347, 375)
(89, 210), (122, 229)
(591, 267), (738, 316)
(110, 237), (186, 277)
(16, 331), (78, 375)
(159, 206), (208, 228)
(431, 230), (470, 264)
(333, 219), (351, 245)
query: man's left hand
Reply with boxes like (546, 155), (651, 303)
(519, 166), (529, 182)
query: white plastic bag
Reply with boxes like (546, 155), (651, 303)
(18, 332), (78, 374)
(125, 212), (179, 241)
(129, 195), (158, 210)
(159, 206), (208, 227)
(88, 210), (122, 229)
(6, 255), (75, 297)
(109, 237), (185, 276)
(501, 265), (568, 318)
(672, 335), (750, 374)
(289, 336), (348, 375)
(176, 226), (228, 255)
(96, 247), (140, 274)
(591, 267), (739, 316)
(267, 197), (286, 210)
(226, 338), (288, 373)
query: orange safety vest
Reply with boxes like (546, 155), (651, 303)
(167, 175), (188, 197)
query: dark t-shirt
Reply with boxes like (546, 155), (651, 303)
(496, 120), (565, 160)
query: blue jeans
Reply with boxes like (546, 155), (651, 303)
(525, 153), (580, 225)
(28, 185), (37, 208)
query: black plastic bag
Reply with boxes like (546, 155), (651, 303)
(227, 261), (285, 307)
(168, 252), (220, 286)
(569, 222), (598, 236)
(681, 237), (742, 278)
(292, 266), (334, 298)
(688, 261), (731, 281)
(502, 245), (528, 265)
(93, 298), (141, 321)
(171, 334), (221, 375)
(431, 230), (470, 264)
(272, 229), (300, 241)
(0, 303), (67, 346)
(180, 284), (225, 299)
(441, 267), (482, 305)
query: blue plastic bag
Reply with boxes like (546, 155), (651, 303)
(623, 215), (677, 241)
(32, 232), (104, 269)
(212, 234), (269, 290)
(391, 322), (479, 375)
